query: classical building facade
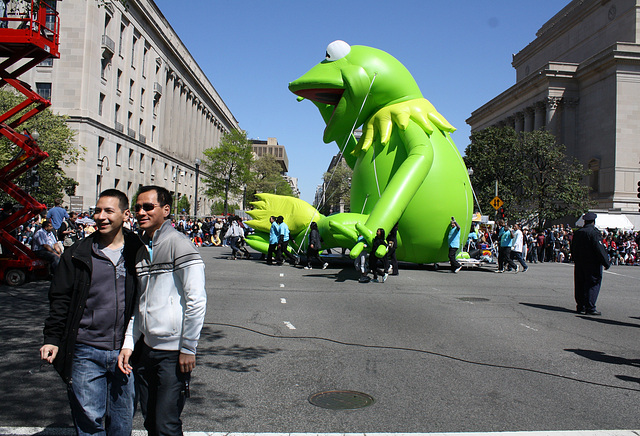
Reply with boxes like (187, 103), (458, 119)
(467, 0), (640, 228)
(250, 137), (300, 197)
(22, 0), (240, 215)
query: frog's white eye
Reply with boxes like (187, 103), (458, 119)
(325, 40), (350, 61)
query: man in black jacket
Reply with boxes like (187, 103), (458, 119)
(571, 212), (610, 315)
(40, 189), (144, 435)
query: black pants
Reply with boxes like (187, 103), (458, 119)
(135, 345), (190, 436)
(267, 243), (278, 264)
(306, 247), (324, 268)
(574, 263), (603, 312)
(448, 247), (461, 271)
(388, 246), (398, 274)
(278, 240), (297, 264)
(498, 246), (517, 271)
(370, 254), (389, 279)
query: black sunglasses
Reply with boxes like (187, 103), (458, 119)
(134, 203), (160, 212)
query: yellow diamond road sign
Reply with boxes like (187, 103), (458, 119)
(490, 196), (503, 210)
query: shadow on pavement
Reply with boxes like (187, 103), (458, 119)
(565, 348), (640, 367)
(519, 302), (576, 313)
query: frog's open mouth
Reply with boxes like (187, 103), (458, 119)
(293, 88), (344, 106)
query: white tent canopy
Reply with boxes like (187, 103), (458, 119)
(575, 213), (634, 231)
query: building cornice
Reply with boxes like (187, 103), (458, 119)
(68, 115), (210, 175)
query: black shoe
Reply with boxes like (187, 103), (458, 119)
(585, 310), (601, 316)
(576, 307), (585, 314)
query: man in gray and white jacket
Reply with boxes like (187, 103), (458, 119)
(118, 185), (206, 436)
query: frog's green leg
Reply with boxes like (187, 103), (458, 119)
(245, 232), (270, 254)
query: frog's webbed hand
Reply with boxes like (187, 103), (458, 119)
(352, 98), (455, 156)
(246, 193), (323, 235)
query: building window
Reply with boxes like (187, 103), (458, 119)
(151, 125), (156, 142)
(140, 87), (145, 108)
(97, 136), (104, 157)
(131, 33), (138, 68)
(98, 93), (105, 116)
(116, 69), (122, 92)
(139, 153), (144, 173)
(152, 95), (160, 117)
(128, 149), (134, 169)
(100, 57), (109, 80)
(38, 58), (53, 67)
(115, 143), (122, 166)
(150, 158), (155, 176)
(36, 82), (51, 101)
(114, 178), (120, 189)
(142, 45), (148, 78)
(129, 79), (134, 101)
(127, 181), (132, 197)
(118, 23), (125, 57)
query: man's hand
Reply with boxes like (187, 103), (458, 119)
(179, 352), (196, 373)
(40, 344), (58, 363)
(118, 348), (133, 375)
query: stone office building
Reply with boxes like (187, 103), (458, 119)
(23, 0), (240, 215)
(467, 0), (640, 228)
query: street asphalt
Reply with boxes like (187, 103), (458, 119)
(1, 245), (638, 434)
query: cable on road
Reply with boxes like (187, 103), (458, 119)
(204, 321), (640, 393)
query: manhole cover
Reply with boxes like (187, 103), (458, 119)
(458, 297), (490, 302)
(308, 390), (375, 409)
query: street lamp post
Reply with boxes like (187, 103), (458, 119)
(194, 158), (200, 218)
(96, 155), (110, 204)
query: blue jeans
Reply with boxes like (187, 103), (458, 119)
(68, 344), (135, 436)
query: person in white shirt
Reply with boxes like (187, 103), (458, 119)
(510, 223), (528, 272)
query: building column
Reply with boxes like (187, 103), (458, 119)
(524, 107), (534, 132)
(506, 115), (515, 130)
(515, 112), (524, 133)
(534, 101), (546, 130)
(546, 96), (562, 136)
(563, 98), (579, 156)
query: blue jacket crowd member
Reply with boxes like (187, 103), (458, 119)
(305, 221), (328, 270)
(448, 217), (462, 273)
(119, 186), (206, 436)
(32, 219), (62, 272)
(266, 216), (279, 265)
(46, 198), (69, 231)
(276, 215), (298, 265)
(370, 228), (389, 283)
(41, 189), (142, 436)
(570, 212), (610, 315)
(496, 220), (519, 273)
(387, 223), (399, 275)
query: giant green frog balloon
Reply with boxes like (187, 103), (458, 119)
(246, 41), (472, 263)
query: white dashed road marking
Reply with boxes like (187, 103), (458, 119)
(283, 321), (296, 330)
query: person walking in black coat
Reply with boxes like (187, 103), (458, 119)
(387, 223), (399, 275)
(370, 228), (389, 283)
(304, 221), (328, 270)
(570, 212), (610, 315)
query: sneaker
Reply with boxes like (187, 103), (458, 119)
(514, 266), (519, 273)
(495, 270), (504, 273)
(382, 273), (388, 283)
(304, 266), (311, 270)
(523, 267), (528, 272)
(454, 265), (462, 273)
(372, 278), (379, 283)
(322, 262), (328, 270)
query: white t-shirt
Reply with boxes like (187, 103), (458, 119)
(512, 229), (524, 253)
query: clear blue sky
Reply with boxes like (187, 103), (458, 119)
(154, 0), (569, 204)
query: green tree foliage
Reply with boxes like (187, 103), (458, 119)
(202, 130), (253, 215)
(464, 127), (592, 229)
(176, 195), (191, 216)
(210, 200), (240, 216)
(0, 90), (83, 207)
(247, 154), (293, 199)
(319, 159), (352, 215)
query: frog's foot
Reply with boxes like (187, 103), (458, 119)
(246, 193), (323, 234)
(245, 232), (270, 254)
(352, 98), (456, 156)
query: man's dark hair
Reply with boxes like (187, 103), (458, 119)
(276, 215), (284, 224)
(138, 185), (173, 210)
(98, 189), (129, 211)
(41, 219), (52, 228)
(53, 198), (62, 206)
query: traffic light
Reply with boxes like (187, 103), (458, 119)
(498, 206), (506, 219)
(29, 165), (39, 188)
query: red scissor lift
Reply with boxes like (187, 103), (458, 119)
(0, 1), (60, 285)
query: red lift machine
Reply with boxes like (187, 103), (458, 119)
(0, 1), (60, 285)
